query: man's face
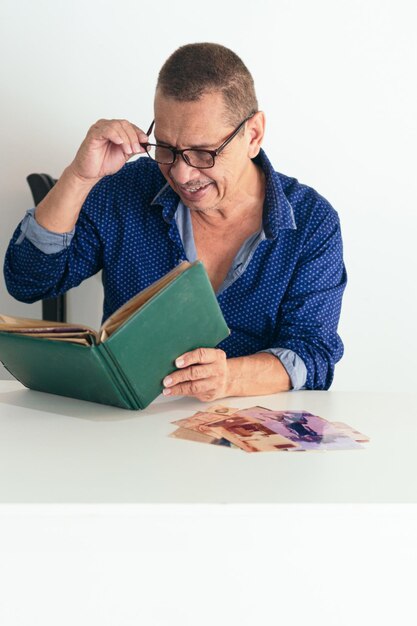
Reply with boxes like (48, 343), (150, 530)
(153, 91), (255, 213)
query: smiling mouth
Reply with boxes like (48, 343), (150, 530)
(181, 182), (212, 194)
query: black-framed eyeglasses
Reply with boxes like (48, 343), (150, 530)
(139, 113), (256, 169)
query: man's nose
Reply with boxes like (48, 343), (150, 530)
(169, 155), (199, 185)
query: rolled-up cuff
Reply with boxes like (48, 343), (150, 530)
(258, 347), (307, 390)
(15, 208), (75, 254)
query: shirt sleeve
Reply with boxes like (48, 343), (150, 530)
(258, 347), (307, 390)
(15, 208), (75, 253)
(271, 201), (347, 390)
(3, 178), (108, 304)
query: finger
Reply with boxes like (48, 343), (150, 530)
(119, 119), (146, 154)
(91, 120), (132, 157)
(132, 124), (150, 151)
(90, 119), (146, 156)
(90, 119), (124, 142)
(163, 378), (217, 397)
(114, 120), (137, 156)
(175, 348), (221, 368)
(163, 364), (214, 388)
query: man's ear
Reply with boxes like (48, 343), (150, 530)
(247, 111), (265, 159)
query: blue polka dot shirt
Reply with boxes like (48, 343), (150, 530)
(4, 149), (347, 390)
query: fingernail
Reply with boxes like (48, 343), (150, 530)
(133, 142), (140, 153)
(176, 358), (185, 367)
(163, 388), (172, 396)
(164, 377), (173, 386)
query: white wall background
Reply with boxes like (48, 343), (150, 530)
(0, 0), (415, 390)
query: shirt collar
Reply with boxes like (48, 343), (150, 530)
(150, 148), (296, 238)
(255, 149), (296, 238)
(150, 181), (178, 224)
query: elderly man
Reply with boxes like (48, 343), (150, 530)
(4, 42), (346, 402)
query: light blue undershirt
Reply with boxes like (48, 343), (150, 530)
(18, 205), (307, 390)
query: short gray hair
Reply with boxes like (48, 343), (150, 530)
(156, 42), (258, 126)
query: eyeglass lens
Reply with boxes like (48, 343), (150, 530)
(144, 145), (215, 168)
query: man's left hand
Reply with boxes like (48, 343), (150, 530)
(162, 348), (229, 402)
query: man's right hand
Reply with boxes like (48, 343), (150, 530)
(68, 119), (149, 183)
(34, 119), (149, 233)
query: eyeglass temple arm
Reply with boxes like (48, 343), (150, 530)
(139, 121), (155, 148)
(145, 121), (155, 137)
(213, 113), (257, 156)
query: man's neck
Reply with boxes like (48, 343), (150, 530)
(191, 161), (265, 231)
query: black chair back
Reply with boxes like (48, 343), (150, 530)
(26, 173), (66, 322)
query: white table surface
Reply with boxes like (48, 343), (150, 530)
(0, 381), (415, 503)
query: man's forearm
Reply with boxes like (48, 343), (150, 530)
(225, 353), (291, 397)
(35, 166), (98, 233)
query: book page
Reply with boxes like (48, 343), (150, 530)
(0, 261), (195, 346)
(99, 261), (192, 342)
(0, 314), (98, 345)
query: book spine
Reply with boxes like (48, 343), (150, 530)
(97, 343), (143, 410)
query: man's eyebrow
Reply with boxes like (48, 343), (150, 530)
(188, 143), (217, 149)
(153, 136), (171, 147)
(154, 136), (217, 150)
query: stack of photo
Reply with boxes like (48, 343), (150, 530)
(170, 405), (370, 453)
